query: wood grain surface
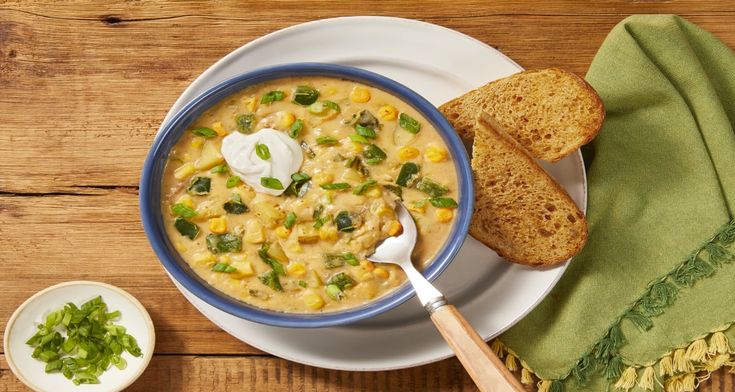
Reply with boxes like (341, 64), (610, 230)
(1, 1), (733, 391)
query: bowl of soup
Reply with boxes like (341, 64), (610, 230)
(140, 63), (473, 327)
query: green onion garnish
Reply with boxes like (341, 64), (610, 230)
(255, 143), (271, 160)
(316, 136), (338, 145)
(284, 212), (297, 229)
(288, 119), (303, 139)
(226, 175), (241, 188)
(320, 182), (351, 190)
(191, 127), (217, 138)
(429, 197), (459, 209)
(261, 90), (285, 104)
(212, 263), (237, 273)
(398, 113), (421, 133)
(261, 177), (284, 190)
(353, 179), (377, 195)
(171, 203), (198, 219)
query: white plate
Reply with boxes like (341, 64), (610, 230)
(4, 281), (155, 392)
(160, 16), (587, 371)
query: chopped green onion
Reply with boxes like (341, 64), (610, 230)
(362, 144), (387, 165)
(313, 215), (330, 229)
(345, 156), (370, 176)
(429, 197), (458, 209)
(398, 113), (421, 133)
(298, 280), (308, 288)
(236, 114), (255, 133)
(292, 85), (319, 105)
(259, 270), (284, 291)
(210, 164), (228, 174)
(288, 119), (303, 138)
(261, 90), (285, 104)
(187, 176), (211, 195)
(171, 203), (197, 219)
(325, 284), (344, 301)
(353, 179), (377, 195)
(174, 217), (199, 239)
(320, 182), (351, 190)
(349, 134), (370, 144)
(416, 177), (449, 197)
(206, 233), (242, 253)
(261, 177), (284, 190)
(327, 272), (356, 290)
(316, 136), (338, 145)
(257, 244), (286, 276)
(355, 124), (376, 139)
(291, 172), (311, 183)
(212, 263), (237, 273)
(396, 162), (420, 187)
(325, 253), (359, 269)
(324, 100), (341, 113)
(191, 127), (217, 138)
(226, 175), (241, 188)
(284, 212), (297, 229)
(255, 143), (271, 160)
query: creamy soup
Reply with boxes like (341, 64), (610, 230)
(162, 76), (459, 313)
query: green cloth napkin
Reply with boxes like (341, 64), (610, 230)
(497, 15), (735, 392)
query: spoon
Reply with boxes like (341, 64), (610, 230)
(368, 203), (524, 392)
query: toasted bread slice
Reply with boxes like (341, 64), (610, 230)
(440, 68), (604, 162)
(469, 113), (587, 266)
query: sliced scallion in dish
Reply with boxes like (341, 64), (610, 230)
(260, 90), (285, 104)
(398, 113), (421, 134)
(255, 143), (271, 160)
(260, 177), (284, 190)
(25, 296), (143, 386)
(191, 127), (217, 138)
(288, 119), (303, 139)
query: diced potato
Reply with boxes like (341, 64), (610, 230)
(190, 138), (204, 148)
(194, 200), (224, 221)
(244, 219), (265, 244)
(319, 225), (338, 242)
(194, 141), (224, 170)
(286, 239), (303, 253)
(312, 171), (333, 185)
(192, 252), (216, 266)
(278, 111), (296, 129)
(211, 121), (227, 136)
(408, 201), (427, 214)
(393, 128), (417, 146)
(378, 105), (398, 121)
(349, 86), (371, 103)
(176, 194), (194, 209)
(208, 217), (227, 234)
(373, 267), (389, 280)
(398, 146), (420, 161)
(303, 292), (325, 310)
(243, 96), (258, 112)
(365, 187), (382, 198)
(267, 242), (289, 263)
(287, 262), (307, 277)
(230, 256), (254, 279)
(341, 169), (364, 183)
(386, 220), (403, 236)
(252, 201), (285, 227)
(297, 226), (320, 243)
(435, 208), (454, 222)
(275, 226), (291, 239)
(375, 203), (395, 218)
(174, 162), (195, 180)
(424, 145), (449, 163)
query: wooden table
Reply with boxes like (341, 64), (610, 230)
(1, 1), (733, 391)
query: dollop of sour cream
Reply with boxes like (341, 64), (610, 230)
(221, 128), (303, 196)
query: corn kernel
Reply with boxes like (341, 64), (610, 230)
(304, 292), (325, 310)
(350, 142), (364, 153)
(386, 220), (403, 236)
(278, 111), (296, 128)
(319, 225), (339, 242)
(174, 162), (195, 180)
(211, 121), (227, 136)
(243, 96), (258, 112)
(209, 217), (228, 234)
(349, 86), (371, 103)
(425, 145), (449, 163)
(378, 105), (398, 120)
(193, 252), (216, 266)
(375, 203), (395, 218)
(373, 267), (389, 280)
(275, 226), (291, 239)
(244, 219), (265, 243)
(435, 208), (454, 223)
(287, 262), (307, 277)
(360, 260), (375, 272)
(176, 194), (195, 209)
(174, 242), (187, 253)
(313, 171), (334, 185)
(365, 187), (382, 198)
(398, 146), (420, 161)
(408, 201), (427, 214)
(190, 138), (204, 148)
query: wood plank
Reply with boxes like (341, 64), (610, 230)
(1, 354), (733, 391)
(0, 191), (259, 355)
(1, 9), (734, 193)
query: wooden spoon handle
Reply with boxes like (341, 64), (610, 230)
(430, 304), (525, 392)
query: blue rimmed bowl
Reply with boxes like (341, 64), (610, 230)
(140, 63), (474, 328)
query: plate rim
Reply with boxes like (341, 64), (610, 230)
(158, 15), (587, 371)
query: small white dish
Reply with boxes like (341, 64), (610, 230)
(4, 281), (155, 392)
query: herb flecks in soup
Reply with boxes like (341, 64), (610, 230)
(162, 77), (459, 313)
